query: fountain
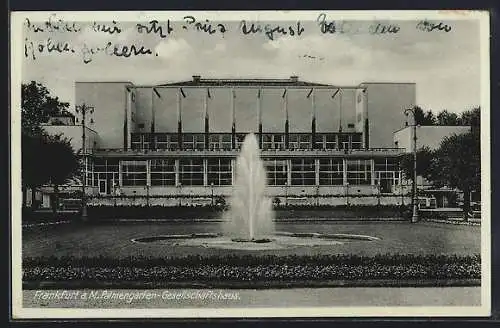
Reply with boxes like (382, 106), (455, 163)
(223, 133), (274, 242)
(132, 134), (380, 250)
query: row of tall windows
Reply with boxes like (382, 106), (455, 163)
(87, 157), (401, 189)
(130, 133), (363, 151)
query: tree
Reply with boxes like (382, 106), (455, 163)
(21, 81), (73, 210)
(43, 135), (82, 214)
(399, 146), (435, 181)
(411, 106), (436, 126)
(427, 131), (480, 221)
(22, 81), (70, 136)
(459, 107), (480, 127)
(22, 133), (49, 208)
(436, 110), (459, 126)
(423, 110), (437, 126)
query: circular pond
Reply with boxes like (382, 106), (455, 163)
(132, 232), (380, 251)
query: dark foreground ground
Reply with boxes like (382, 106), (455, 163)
(22, 221), (481, 259)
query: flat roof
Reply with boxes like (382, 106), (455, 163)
(393, 125), (471, 134)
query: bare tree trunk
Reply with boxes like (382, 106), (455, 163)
(463, 187), (471, 222)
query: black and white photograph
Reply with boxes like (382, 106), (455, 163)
(11, 10), (490, 318)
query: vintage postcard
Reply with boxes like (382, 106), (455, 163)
(10, 10), (490, 318)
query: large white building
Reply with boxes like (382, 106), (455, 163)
(44, 76), (417, 207)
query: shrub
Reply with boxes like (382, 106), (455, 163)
(23, 254), (480, 283)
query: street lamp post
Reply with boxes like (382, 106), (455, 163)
(345, 182), (350, 206)
(316, 184), (320, 207)
(211, 182), (214, 206)
(404, 108), (419, 223)
(377, 182), (381, 206)
(284, 181), (288, 207)
(76, 103), (94, 222)
(177, 182), (182, 206)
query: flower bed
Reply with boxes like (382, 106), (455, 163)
(23, 254), (480, 285)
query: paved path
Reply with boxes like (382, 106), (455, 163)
(23, 287), (480, 308)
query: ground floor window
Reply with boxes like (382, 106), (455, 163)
(291, 158), (315, 186)
(179, 158), (204, 186)
(374, 158), (401, 192)
(319, 158), (343, 185)
(346, 159), (371, 185)
(207, 158), (232, 185)
(264, 159), (288, 185)
(150, 159), (176, 186)
(91, 155), (402, 190)
(90, 158), (119, 193)
(121, 160), (147, 186)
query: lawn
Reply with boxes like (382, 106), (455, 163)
(22, 221), (481, 260)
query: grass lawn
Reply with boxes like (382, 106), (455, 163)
(22, 221), (481, 260)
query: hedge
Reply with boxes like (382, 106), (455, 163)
(23, 254), (480, 283)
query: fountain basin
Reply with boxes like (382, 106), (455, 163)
(132, 232), (380, 250)
(132, 233), (220, 243)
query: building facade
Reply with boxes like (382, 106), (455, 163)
(44, 76), (417, 207)
(393, 125), (471, 152)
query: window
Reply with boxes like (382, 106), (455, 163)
(142, 133), (151, 150)
(85, 157), (94, 187)
(289, 134), (299, 150)
(291, 158), (315, 185)
(289, 134), (310, 150)
(351, 134), (362, 149)
(235, 134), (245, 150)
(319, 158), (343, 185)
(183, 135), (195, 150)
(221, 134), (232, 150)
(179, 159), (203, 186)
(155, 134), (168, 149)
(150, 159), (176, 186)
(131, 133), (142, 150)
(169, 134), (178, 150)
(314, 135), (324, 149)
(299, 135), (311, 149)
(325, 134), (337, 149)
(265, 159), (288, 185)
(130, 133), (155, 150)
(207, 158), (232, 185)
(208, 134), (232, 150)
(92, 158), (119, 188)
(262, 134), (272, 150)
(121, 160), (147, 186)
(274, 134), (285, 150)
(346, 159), (371, 185)
(195, 134), (205, 150)
(374, 157), (397, 172)
(374, 158), (400, 192)
(209, 134), (221, 150)
(262, 134), (284, 150)
(339, 134), (349, 150)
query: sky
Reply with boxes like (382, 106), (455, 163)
(20, 13), (483, 113)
